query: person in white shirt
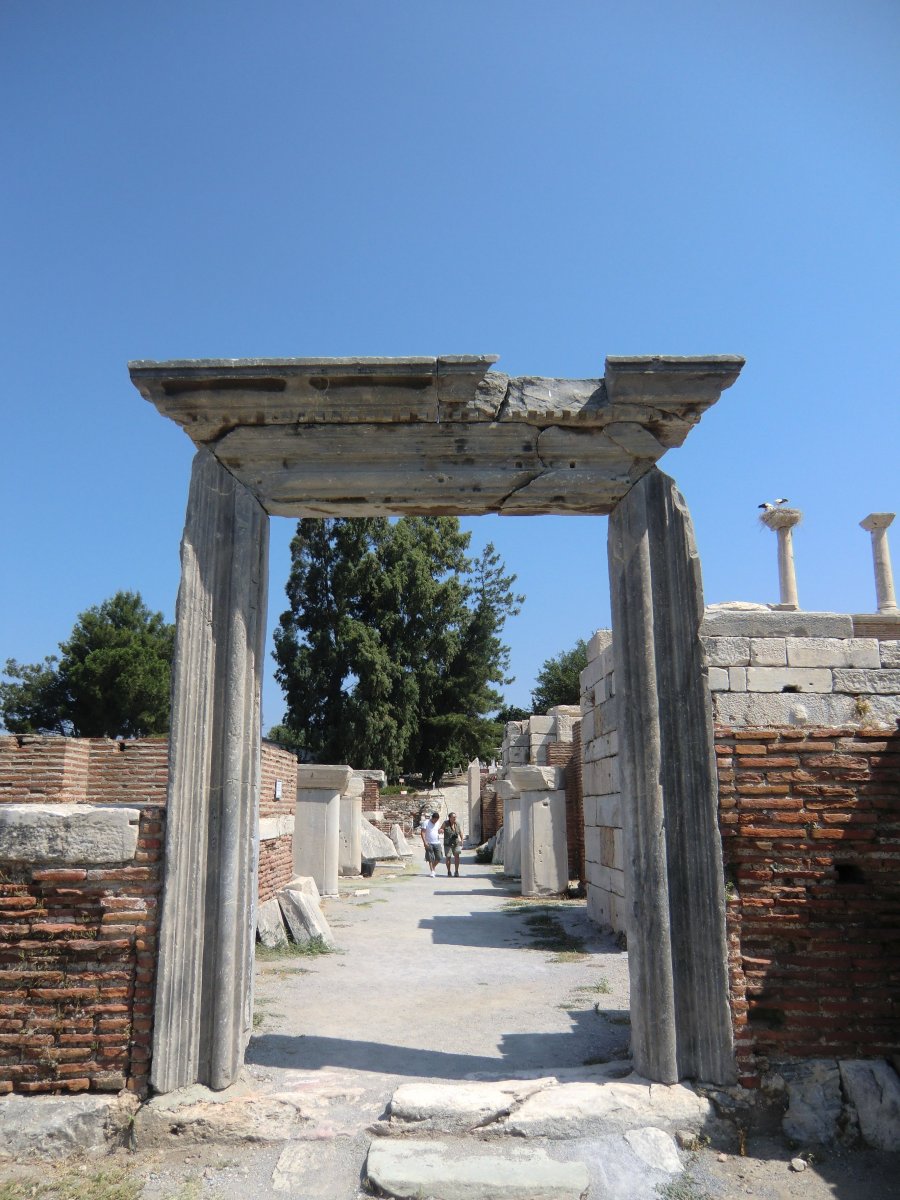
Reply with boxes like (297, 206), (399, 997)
(420, 811), (442, 878)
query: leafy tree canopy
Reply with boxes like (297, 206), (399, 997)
(271, 518), (523, 783)
(0, 591), (175, 738)
(530, 638), (588, 713)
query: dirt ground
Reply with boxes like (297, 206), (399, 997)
(0, 852), (897, 1198)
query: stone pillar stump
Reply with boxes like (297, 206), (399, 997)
(295, 765), (352, 896)
(509, 766), (567, 896)
(497, 779), (522, 878)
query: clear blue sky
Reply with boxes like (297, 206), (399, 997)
(2, 1), (898, 728)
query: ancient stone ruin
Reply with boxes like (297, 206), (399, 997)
(2, 353), (897, 1139)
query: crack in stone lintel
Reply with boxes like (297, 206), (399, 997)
(494, 424), (553, 513)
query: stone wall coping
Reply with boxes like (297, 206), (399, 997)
(495, 779), (520, 800)
(702, 609), (854, 638)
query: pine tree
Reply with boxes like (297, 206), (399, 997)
(0, 592), (174, 738)
(530, 638), (589, 712)
(272, 519), (522, 782)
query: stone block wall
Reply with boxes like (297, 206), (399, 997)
(500, 705), (581, 770)
(579, 631), (625, 931)
(704, 609), (900, 1085)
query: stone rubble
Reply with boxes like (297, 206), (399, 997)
(255, 895), (289, 949)
(0, 1093), (139, 1160)
(838, 1059), (900, 1152)
(360, 815), (400, 860)
(277, 884), (336, 949)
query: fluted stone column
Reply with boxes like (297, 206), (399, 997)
(509, 766), (567, 897)
(860, 513), (898, 613)
(608, 466), (734, 1086)
(295, 765), (352, 896)
(152, 449), (269, 1094)
(497, 779), (521, 878)
(339, 774), (364, 876)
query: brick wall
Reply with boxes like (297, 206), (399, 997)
(0, 735), (166, 1096)
(480, 777), (501, 840)
(717, 724), (900, 1085)
(0, 734), (300, 1096)
(257, 741), (299, 904)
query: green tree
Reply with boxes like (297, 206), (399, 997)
(530, 638), (588, 713)
(271, 518), (522, 782)
(0, 592), (175, 738)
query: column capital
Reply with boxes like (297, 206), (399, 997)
(297, 764), (353, 792)
(860, 512), (895, 532)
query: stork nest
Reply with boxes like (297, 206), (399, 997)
(759, 507), (802, 531)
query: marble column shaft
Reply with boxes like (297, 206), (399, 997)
(608, 467), (735, 1086)
(152, 449), (269, 1093)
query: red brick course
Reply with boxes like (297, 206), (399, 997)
(717, 724), (900, 1086)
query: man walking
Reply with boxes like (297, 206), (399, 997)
(420, 811), (442, 878)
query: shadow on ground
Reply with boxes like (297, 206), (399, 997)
(247, 1005), (628, 1078)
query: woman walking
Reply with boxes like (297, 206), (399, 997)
(441, 812), (463, 877)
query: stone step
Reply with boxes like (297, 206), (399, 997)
(365, 1138), (590, 1200)
(380, 1069), (711, 1139)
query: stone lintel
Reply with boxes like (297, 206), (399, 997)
(128, 354), (744, 519)
(0, 804), (140, 864)
(297, 764), (353, 793)
(508, 765), (564, 792)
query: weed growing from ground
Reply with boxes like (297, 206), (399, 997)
(0, 1165), (142, 1200)
(255, 935), (334, 961)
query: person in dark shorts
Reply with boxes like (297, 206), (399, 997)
(420, 811), (442, 878)
(441, 812), (463, 877)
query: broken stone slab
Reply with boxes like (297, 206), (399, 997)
(280, 874), (322, 902)
(0, 1092), (139, 1159)
(781, 1059), (843, 1145)
(839, 1059), (900, 1151)
(502, 1077), (711, 1138)
(133, 1077), (320, 1148)
(389, 823), (413, 856)
(492, 823), (505, 865)
(256, 895), (289, 950)
(0, 803), (141, 865)
(365, 1137), (590, 1200)
(277, 886), (336, 949)
(360, 816), (400, 860)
